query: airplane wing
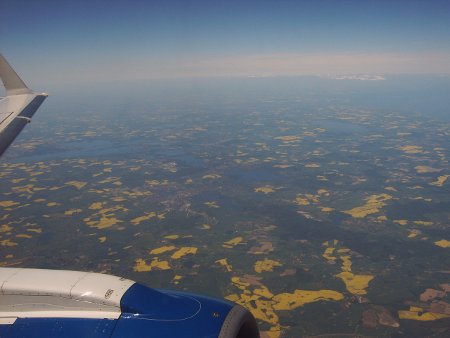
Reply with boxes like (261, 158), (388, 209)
(0, 54), (48, 156)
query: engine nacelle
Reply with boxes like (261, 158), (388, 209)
(0, 268), (259, 338)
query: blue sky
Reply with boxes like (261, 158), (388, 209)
(1, 0), (450, 85)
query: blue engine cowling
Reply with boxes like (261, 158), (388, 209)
(114, 283), (260, 338)
(0, 282), (259, 338)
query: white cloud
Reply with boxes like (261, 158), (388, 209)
(325, 75), (386, 81)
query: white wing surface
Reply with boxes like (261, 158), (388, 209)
(0, 54), (47, 156)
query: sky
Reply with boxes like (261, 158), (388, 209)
(1, 0), (450, 86)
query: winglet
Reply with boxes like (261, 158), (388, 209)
(0, 54), (33, 96)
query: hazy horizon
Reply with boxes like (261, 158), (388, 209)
(2, 0), (450, 87)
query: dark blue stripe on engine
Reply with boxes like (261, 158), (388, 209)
(1, 318), (116, 338)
